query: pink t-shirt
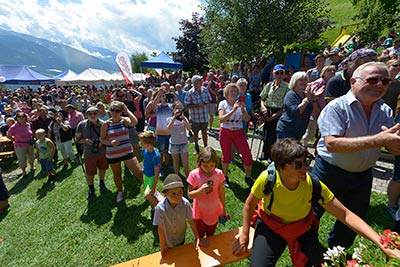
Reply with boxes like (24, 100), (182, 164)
(7, 122), (33, 148)
(68, 111), (84, 129)
(186, 168), (225, 225)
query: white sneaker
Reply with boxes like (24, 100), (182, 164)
(116, 192), (124, 203)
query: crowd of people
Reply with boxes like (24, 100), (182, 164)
(1, 38), (400, 266)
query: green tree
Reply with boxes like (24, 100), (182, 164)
(201, 0), (331, 66)
(171, 13), (209, 73)
(131, 52), (148, 73)
(351, 0), (400, 43)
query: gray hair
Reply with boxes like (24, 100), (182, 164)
(236, 78), (248, 86)
(288, 71), (307, 90)
(352, 62), (388, 79)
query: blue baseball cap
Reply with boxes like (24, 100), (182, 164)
(273, 64), (286, 73)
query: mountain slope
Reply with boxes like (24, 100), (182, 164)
(0, 28), (118, 76)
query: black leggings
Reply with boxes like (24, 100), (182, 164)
(250, 218), (323, 267)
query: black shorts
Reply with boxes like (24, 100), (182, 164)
(106, 152), (134, 164)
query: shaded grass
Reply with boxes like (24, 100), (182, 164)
(0, 141), (396, 267)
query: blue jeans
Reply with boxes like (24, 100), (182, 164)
(312, 156), (373, 248)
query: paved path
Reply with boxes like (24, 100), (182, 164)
(201, 130), (393, 194)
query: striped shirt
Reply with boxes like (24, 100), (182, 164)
(105, 120), (133, 159)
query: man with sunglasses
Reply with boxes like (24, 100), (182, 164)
(312, 62), (400, 249)
(259, 64), (289, 162)
(75, 106), (108, 199)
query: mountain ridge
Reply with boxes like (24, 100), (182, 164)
(0, 28), (119, 76)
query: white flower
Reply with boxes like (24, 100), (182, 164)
(352, 242), (367, 263)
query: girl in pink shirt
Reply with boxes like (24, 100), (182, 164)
(187, 147), (226, 238)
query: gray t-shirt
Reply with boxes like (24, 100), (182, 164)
(76, 119), (105, 158)
(153, 197), (193, 248)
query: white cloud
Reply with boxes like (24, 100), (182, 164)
(0, 0), (203, 56)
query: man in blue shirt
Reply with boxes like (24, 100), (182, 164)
(312, 62), (400, 249)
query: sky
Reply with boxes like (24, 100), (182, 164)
(0, 0), (203, 57)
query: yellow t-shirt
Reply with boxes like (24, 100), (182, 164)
(251, 170), (334, 223)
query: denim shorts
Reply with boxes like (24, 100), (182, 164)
(168, 143), (188, 154)
(157, 135), (170, 154)
(40, 158), (55, 172)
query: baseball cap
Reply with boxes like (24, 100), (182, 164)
(162, 174), (184, 193)
(191, 75), (203, 83)
(347, 48), (377, 62)
(85, 106), (98, 114)
(66, 104), (76, 110)
(273, 64), (286, 73)
(328, 47), (341, 55)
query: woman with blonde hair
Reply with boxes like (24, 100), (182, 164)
(218, 83), (253, 187)
(100, 101), (143, 203)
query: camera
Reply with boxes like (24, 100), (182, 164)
(176, 111), (183, 121)
(165, 93), (174, 104)
(92, 138), (100, 154)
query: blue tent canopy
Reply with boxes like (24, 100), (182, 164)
(0, 65), (54, 85)
(140, 52), (182, 70)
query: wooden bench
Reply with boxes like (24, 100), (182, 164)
(0, 151), (15, 162)
(111, 227), (255, 267)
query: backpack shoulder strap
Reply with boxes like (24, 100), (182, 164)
(263, 163), (276, 211)
(309, 172), (324, 205)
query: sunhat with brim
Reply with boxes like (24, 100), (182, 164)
(162, 174), (184, 193)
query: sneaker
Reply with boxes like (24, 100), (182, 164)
(194, 144), (200, 154)
(99, 182), (107, 193)
(224, 176), (230, 188)
(386, 205), (398, 220)
(245, 176), (255, 187)
(87, 189), (95, 200)
(116, 192), (124, 203)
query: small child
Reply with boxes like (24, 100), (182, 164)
(166, 102), (191, 176)
(187, 146), (227, 238)
(139, 131), (161, 216)
(35, 128), (57, 180)
(154, 174), (208, 257)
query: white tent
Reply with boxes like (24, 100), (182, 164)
(54, 70), (78, 86)
(132, 73), (146, 81)
(110, 72), (124, 81)
(56, 68), (114, 85)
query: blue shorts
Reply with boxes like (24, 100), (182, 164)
(40, 158), (55, 172)
(157, 135), (170, 154)
(168, 143), (188, 154)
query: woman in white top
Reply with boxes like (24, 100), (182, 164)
(218, 83), (253, 188)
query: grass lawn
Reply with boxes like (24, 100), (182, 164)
(323, 0), (359, 44)
(0, 141), (397, 267)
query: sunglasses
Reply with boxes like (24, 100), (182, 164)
(290, 159), (308, 170)
(87, 112), (97, 116)
(392, 64), (400, 68)
(355, 77), (391, 86)
(110, 108), (122, 113)
(16, 115), (26, 118)
(275, 71), (285, 75)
